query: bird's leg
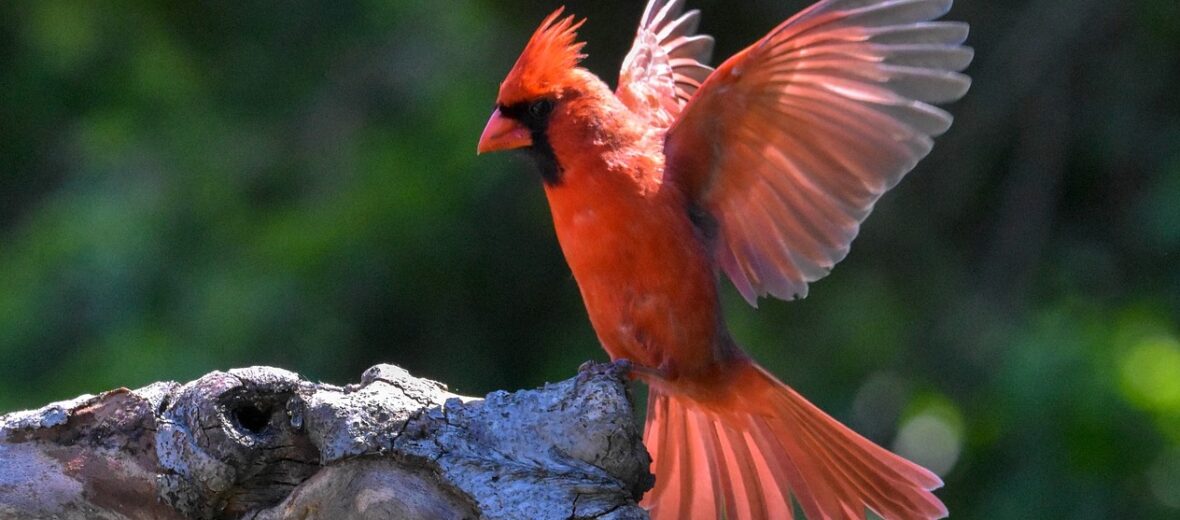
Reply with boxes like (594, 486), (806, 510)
(624, 361), (669, 380)
(617, 359), (678, 387)
(576, 358), (669, 380)
(574, 358), (677, 394)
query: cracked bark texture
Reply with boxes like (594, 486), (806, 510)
(0, 362), (653, 519)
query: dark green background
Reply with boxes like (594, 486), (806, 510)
(2, 1), (1178, 517)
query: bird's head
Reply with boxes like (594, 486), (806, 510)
(477, 8), (586, 156)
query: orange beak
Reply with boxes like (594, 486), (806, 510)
(477, 108), (532, 154)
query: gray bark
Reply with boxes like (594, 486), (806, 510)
(0, 362), (653, 519)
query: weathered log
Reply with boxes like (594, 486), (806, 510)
(0, 362), (653, 519)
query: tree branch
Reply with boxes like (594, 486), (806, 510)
(0, 362), (652, 519)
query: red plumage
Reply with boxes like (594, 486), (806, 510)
(478, 1), (971, 518)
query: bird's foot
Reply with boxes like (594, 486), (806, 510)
(576, 358), (668, 383)
(576, 358), (646, 380)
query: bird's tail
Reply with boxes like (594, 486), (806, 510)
(640, 361), (947, 520)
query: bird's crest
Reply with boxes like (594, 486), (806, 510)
(498, 7), (586, 104)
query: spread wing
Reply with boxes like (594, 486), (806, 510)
(665, 0), (973, 304)
(616, 0), (715, 128)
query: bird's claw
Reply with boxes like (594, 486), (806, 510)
(576, 359), (636, 380)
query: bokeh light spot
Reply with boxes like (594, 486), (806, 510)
(1119, 334), (1180, 413)
(893, 394), (965, 477)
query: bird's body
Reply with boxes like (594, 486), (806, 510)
(540, 77), (733, 381)
(478, 1), (972, 518)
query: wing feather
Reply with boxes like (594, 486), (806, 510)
(617, 0), (715, 127)
(665, 0), (972, 304)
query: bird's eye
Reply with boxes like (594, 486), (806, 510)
(528, 99), (554, 120)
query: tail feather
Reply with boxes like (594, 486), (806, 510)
(642, 363), (947, 520)
(769, 375), (947, 519)
(685, 408), (725, 516)
(772, 375), (946, 517)
(735, 425), (793, 518)
(715, 420), (771, 519)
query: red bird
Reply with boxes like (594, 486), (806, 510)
(478, 1), (971, 518)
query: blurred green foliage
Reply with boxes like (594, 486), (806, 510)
(2, 1), (1178, 518)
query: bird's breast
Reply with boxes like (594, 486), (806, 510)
(542, 162), (729, 378)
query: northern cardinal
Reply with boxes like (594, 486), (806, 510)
(477, 1), (971, 518)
